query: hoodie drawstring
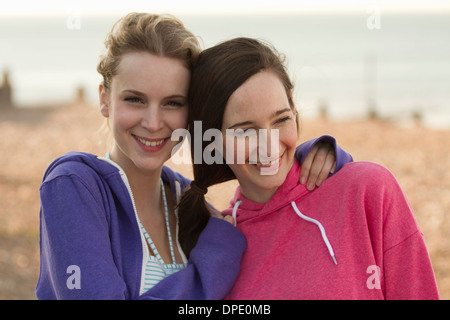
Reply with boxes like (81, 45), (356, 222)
(231, 199), (337, 265)
(231, 200), (241, 227)
(291, 201), (337, 265)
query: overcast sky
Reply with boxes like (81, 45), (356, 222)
(1, 0), (450, 17)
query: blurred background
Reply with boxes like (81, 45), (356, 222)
(0, 0), (449, 299)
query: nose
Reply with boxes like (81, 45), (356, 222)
(141, 104), (163, 132)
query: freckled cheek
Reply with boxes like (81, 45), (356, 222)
(279, 126), (299, 155)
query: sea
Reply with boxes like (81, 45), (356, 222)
(1, 13), (449, 129)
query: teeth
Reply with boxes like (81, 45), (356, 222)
(257, 158), (280, 167)
(137, 137), (165, 147)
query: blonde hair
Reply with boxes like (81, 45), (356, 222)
(97, 12), (202, 90)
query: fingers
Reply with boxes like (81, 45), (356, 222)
(300, 142), (337, 191)
(314, 151), (336, 188)
(306, 146), (328, 190)
(299, 144), (318, 185)
(330, 161), (336, 175)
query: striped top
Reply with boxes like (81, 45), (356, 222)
(138, 179), (187, 294)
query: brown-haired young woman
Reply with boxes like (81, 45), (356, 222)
(178, 37), (439, 299)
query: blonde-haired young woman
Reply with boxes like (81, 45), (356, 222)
(36, 13), (350, 299)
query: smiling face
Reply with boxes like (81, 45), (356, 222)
(99, 51), (190, 174)
(221, 70), (298, 203)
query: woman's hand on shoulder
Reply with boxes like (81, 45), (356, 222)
(300, 141), (336, 191)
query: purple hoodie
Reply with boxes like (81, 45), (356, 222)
(36, 136), (352, 299)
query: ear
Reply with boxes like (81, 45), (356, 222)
(99, 83), (110, 118)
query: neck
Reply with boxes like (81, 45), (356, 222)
(109, 149), (164, 213)
(127, 168), (163, 209)
(238, 156), (295, 204)
(240, 186), (277, 204)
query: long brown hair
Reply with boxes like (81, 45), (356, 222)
(178, 37), (295, 257)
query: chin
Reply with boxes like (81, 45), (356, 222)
(242, 164), (288, 194)
(132, 151), (171, 173)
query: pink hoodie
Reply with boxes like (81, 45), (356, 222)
(223, 160), (440, 300)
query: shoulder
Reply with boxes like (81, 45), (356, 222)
(341, 160), (392, 174)
(339, 161), (398, 186)
(40, 153), (114, 214)
(332, 161), (407, 203)
(41, 151), (117, 190)
(335, 161), (414, 218)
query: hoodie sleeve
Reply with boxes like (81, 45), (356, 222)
(295, 135), (353, 175)
(140, 217), (246, 300)
(37, 174), (132, 299)
(373, 166), (440, 299)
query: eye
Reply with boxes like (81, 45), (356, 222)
(275, 116), (292, 125)
(124, 96), (144, 104)
(166, 100), (185, 108)
(233, 128), (257, 137)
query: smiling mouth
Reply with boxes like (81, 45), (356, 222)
(132, 134), (169, 151)
(136, 136), (166, 147)
(256, 157), (280, 167)
(250, 151), (285, 171)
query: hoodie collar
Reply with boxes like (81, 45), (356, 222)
(229, 159), (311, 223)
(99, 152), (189, 202)
(44, 151), (189, 203)
(229, 158), (338, 265)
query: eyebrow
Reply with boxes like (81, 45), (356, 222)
(122, 89), (187, 100)
(167, 94), (188, 100)
(122, 89), (145, 96)
(227, 107), (292, 129)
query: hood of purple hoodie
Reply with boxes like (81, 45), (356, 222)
(42, 151), (191, 199)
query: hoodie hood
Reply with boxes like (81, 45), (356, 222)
(226, 159), (309, 222)
(226, 159), (337, 265)
(42, 151), (114, 180)
(42, 151), (191, 200)
(225, 134), (353, 223)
